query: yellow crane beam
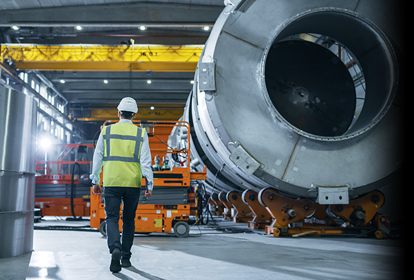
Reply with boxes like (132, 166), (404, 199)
(75, 108), (184, 122)
(0, 44), (203, 72)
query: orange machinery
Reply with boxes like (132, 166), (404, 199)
(226, 190), (254, 223)
(35, 144), (94, 217)
(209, 193), (225, 216)
(242, 189), (272, 229)
(90, 120), (206, 238)
(259, 187), (391, 238)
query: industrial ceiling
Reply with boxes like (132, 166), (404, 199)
(0, 0), (224, 134)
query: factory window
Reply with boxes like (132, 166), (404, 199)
(57, 103), (64, 113)
(50, 120), (54, 135)
(65, 131), (71, 144)
(39, 100), (45, 111)
(40, 84), (48, 99)
(55, 125), (59, 138)
(61, 127), (64, 141)
(44, 119), (49, 132)
(23, 74), (28, 94)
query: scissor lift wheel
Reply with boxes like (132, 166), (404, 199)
(99, 220), (107, 237)
(173, 221), (190, 238)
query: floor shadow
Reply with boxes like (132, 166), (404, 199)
(131, 221), (404, 279)
(112, 272), (135, 280)
(125, 266), (165, 280)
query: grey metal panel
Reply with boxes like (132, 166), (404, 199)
(0, 211), (33, 258)
(0, 87), (37, 258)
(212, 30), (299, 179)
(140, 193), (187, 200)
(140, 199), (188, 205)
(35, 184), (90, 198)
(0, 171), (35, 211)
(198, 62), (216, 91)
(0, 0), (224, 11)
(0, 87), (37, 173)
(221, 0), (354, 50)
(0, 3), (222, 26)
(139, 187), (188, 204)
(282, 105), (404, 192)
(0, 0), (20, 9)
(180, 0), (404, 198)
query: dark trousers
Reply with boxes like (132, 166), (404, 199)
(104, 187), (140, 259)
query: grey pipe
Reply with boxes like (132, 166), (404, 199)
(0, 87), (37, 258)
(171, 0), (405, 199)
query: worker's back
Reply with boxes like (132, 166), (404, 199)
(102, 122), (145, 188)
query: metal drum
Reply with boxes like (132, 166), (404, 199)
(172, 0), (405, 198)
(0, 87), (37, 258)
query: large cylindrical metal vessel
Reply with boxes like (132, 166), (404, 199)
(0, 87), (37, 258)
(170, 0), (404, 198)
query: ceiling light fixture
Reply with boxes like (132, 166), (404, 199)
(60, 80), (65, 84)
(104, 80), (108, 84)
(75, 26), (82, 30)
(11, 26), (19, 30)
(139, 26), (147, 31)
(191, 80), (194, 84)
(203, 26), (210, 31)
(147, 80), (152, 84)
(150, 106), (155, 110)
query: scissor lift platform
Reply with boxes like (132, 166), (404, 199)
(89, 120), (206, 237)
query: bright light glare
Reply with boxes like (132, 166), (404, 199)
(150, 106), (155, 110)
(39, 137), (51, 150)
(147, 80), (151, 84)
(39, 268), (48, 277)
(104, 80), (108, 84)
(190, 80), (194, 84)
(11, 26), (19, 30)
(139, 26), (147, 31)
(75, 26), (82, 30)
(60, 80), (65, 84)
(203, 26), (210, 31)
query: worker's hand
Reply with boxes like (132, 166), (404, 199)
(93, 184), (102, 195)
(145, 190), (152, 198)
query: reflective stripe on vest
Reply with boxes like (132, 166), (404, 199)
(102, 123), (145, 187)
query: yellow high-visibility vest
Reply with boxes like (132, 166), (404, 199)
(102, 122), (145, 187)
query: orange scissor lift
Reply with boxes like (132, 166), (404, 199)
(35, 143), (95, 217)
(90, 120), (206, 238)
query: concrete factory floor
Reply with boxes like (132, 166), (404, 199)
(0, 217), (404, 280)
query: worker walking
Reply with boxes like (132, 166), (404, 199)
(90, 97), (153, 273)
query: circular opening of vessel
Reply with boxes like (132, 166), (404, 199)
(264, 9), (397, 140)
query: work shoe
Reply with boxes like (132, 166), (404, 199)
(110, 248), (121, 273)
(121, 258), (131, 267)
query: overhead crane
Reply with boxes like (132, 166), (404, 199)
(74, 107), (185, 122)
(0, 43), (198, 146)
(1, 44), (203, 72)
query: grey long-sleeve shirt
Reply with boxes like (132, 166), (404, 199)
(90, 119), (153, 191)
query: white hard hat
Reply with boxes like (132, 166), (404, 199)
(117, 97), (138, 113)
